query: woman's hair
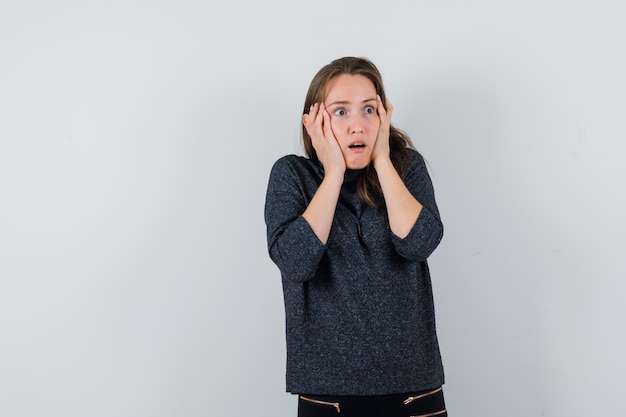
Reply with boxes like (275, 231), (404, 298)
(302, 56), (417, 206)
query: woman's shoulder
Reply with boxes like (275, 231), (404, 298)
(273, 153), (308, 166)
(269, 154), (322, 183)
(406, 147), (422, 160)
(271, 154), (318, 174)
(405, 147), (426, 169)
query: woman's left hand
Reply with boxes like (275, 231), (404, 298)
(372, 95), (393, 165)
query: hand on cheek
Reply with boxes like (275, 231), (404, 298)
(303, 103), (346, 176)
(372, 95), (393, 164)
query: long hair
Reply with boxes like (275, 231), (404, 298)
(302, 57), (417, 206)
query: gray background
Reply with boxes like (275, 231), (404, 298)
(1, 1), (624, 416)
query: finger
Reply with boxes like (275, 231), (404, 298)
(306, 103), (320, 125)
(303, 104), (313, 128)
(311, 102), (320, 118)
(376, 95), (388, 118)
(315, 103), (325, 127)
(378, 95), (394, 124)
(322, 109), (334, 138)
(385, 99), (394, 120)
(304, 105), (324, 139)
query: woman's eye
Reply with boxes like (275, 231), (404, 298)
(364, 106), (375, 114)
(333, 108), (346, 116)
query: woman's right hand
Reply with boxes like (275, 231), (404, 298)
(301, 103), (345, 244)
(303, 103), (346, 177)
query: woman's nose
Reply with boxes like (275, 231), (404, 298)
(350, 120), (364, 134)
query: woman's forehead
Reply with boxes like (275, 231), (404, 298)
(324, 74), (376, 103)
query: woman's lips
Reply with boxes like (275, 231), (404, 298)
(348, 142), (365, 148)
(348, 143), (366, 153)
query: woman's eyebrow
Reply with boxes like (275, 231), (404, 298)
(328, 98), (377, 107)
(327, 100), (350, 107)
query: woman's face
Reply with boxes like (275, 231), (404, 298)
(324, 74), (380, 170)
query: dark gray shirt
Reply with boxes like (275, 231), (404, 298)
(265, 150), (445, 395)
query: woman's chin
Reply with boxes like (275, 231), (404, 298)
(344, 155), (372, 171)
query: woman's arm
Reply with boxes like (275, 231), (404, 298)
(301, 103), (346, 244)
(374, 157), (423, 239)
(301, 171), (343, 244)
(372, 96), (422, 238)
(265, 104), (347, 282)
(372, 96), (443, 259)
(265, 157), (328, 283)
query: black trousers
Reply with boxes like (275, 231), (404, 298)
(297, 386), (447, 417)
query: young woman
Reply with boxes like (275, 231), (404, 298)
(265, 57), (447, 417)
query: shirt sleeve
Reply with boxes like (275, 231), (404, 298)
(264, 156), (326, 283)
(391, 152), (444, 261)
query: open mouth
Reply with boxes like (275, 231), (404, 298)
(348, 143), (365, 148)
